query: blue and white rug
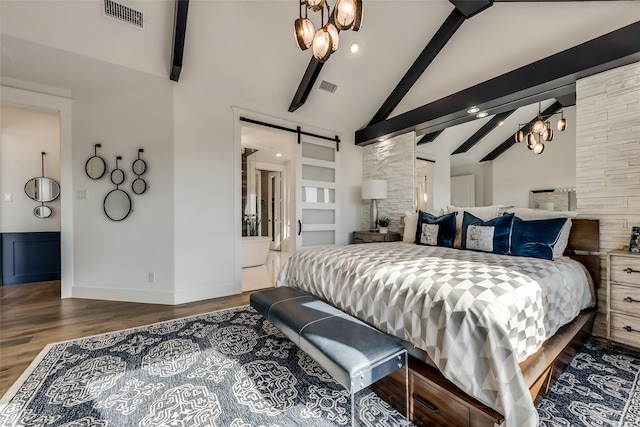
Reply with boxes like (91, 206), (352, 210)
(537, 338), (640, 427)
(0, 306), (411, 426)
(2, 305), (639, 427)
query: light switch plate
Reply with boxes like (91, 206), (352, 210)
(4, 193), (12, 202)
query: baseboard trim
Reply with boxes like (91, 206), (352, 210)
(71, 286), (175, 305)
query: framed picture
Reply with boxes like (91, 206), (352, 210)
(630, 226), (640, 253)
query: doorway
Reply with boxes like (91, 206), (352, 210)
(240, 123), (294, 292)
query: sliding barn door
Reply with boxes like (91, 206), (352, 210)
(295, 137), (340, 250)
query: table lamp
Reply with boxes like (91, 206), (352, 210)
(362, 180), (387, 232)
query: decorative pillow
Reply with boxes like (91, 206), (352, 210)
(402, 211), (419, 243)
(446, 205), (500, 248)
(510, 216), (567, 260)
(504, 208), (576, 258)
(461, 212), (514, 254)
(415, 211), (457, 248)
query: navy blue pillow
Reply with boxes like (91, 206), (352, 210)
(510, 216), (567, 260)
(461, 212), (514, 254)
(415, 211), (457, 248)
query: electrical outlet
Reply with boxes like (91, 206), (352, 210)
(77, 190), (88, 200)
(148, 272), (155, 283)
(4, 193), (12, 202)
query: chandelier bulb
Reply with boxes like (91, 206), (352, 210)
(294, 17), (316, 50)
(334, 0), (363, 31)
(557, 118), (567, 132)
(515, 130), (524, 143)
(326, 23), (339, 52)
(312, 26), (333, 62)
(533, 142), (545, 155)
(305, 0), (325, 12)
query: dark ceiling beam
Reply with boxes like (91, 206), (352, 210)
(367, 9), (468, 126)
(555, 92), (577, 107)
(480, 101), (562, 162)
(416, 130), (444, 145)
(170, 0), (189, 82)
(451, 109), (515, 155)
(450, 0), (493, 18)
(288, 58), (324, 112)
(355, 21), (640, 146)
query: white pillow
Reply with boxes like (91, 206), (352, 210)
(446, 205), (500, 248)
(505, 208), (577, 258)
(403, 211), (419, 243)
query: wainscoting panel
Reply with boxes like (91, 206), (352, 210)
(1, 232), (61, 285)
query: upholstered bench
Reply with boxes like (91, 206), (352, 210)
(250, 286), (408, 426)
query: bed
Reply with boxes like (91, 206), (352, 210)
(275, 216), (600, 427)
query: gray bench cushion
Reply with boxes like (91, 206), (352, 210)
(250, 287), (406, 393)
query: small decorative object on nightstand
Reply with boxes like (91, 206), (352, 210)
(377, 217), (391, 234)
(352, 231), (401, 244)
(607, 249), (640, 349)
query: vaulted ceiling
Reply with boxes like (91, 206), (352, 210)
(2, 0), (639, 168)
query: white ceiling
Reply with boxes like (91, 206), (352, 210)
(1, 0), (639, 165)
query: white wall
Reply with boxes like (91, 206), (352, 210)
(71, 79), (175, 304)
(492, 106), (577, 208)
(451, 161), (493, 207)
(1, 104), (61, 232)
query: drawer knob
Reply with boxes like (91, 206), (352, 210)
(412, 393), (440, 413)
(624, 325), (639, 333)
(624, 296), (640, 303)
(624, 267), (640, 274)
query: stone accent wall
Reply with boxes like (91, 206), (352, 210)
(361, 133), (416, 233)
(576, 61), (640, 337)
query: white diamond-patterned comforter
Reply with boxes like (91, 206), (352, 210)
(275, 242), (595, 427)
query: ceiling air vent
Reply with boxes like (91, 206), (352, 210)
(103, 0), (144, 28)
(319, 80), (338, 94)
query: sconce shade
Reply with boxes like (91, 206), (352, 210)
(294, 17), (315, 50)
(312, 26), (333, 61)
(334, 0), (363, 31)
(362, 179), (387, 200)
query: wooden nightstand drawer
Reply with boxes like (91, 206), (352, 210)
(610, 312), (640, 348)
(610, 284), (640, 314)
(610, 254), (640, 286)
(352, 231), (401, 244)
(411, 374), (470, 427)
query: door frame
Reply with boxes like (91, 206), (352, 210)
(1, 86), (74, 298)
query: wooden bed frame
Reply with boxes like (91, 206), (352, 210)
(370, 218), (600, 427)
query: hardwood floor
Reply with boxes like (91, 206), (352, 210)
(0, 281), (250, 398)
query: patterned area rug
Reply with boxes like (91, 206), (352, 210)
(0, 306), (411, 426)
(537, 338), (640, 427)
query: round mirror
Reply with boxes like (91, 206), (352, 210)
(110, 169), (126, 186)
(34, 205), (52, 218)
(103, 189), (132, 221)
(132, 178), (147, 195)
(24, 177), (61, 202)
(85, 156), (107, 180)
(132, 159), (147, 176)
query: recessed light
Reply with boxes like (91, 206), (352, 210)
(467, 107), (479, 114)
(377, 137), (385, 142)
(476, 112), (488, 118)
(498, 121), (505, 126)
(276, 153), (282, 157)
(349, 41), (360, 54)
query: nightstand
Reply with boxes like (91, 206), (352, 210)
(607, 249), (640, 349)
(352, 231), (401, 244)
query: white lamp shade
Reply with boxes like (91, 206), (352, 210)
(362, 180), (387, 200)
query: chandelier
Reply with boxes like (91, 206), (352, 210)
(514, 103), (567, 155)
(294, 0), (363, 62)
